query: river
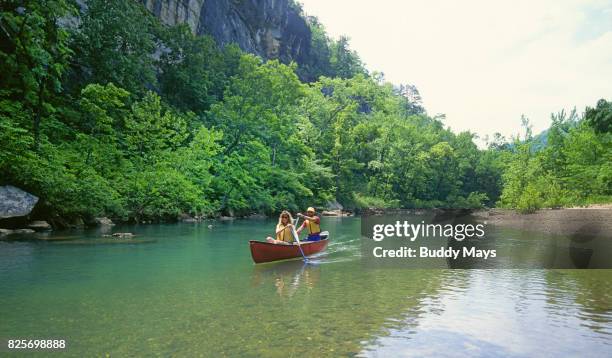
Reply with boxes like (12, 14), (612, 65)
(1, 217), (611, 356)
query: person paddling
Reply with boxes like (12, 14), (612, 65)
(296, 207), (322, 241)
(266, 211), (295, 244)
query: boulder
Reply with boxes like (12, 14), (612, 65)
(0, 185), (39, 219)
(94, 217), (115, 226)
(28, 220), (52, 231)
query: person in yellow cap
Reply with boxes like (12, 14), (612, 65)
(296, 207), (322, 241)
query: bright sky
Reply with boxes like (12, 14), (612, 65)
(299, 0), (612, 142)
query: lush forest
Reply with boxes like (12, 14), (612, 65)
(1, 0), (610, 225)
(498, 102), (611, 213)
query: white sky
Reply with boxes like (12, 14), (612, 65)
(299, 0), (612, 142)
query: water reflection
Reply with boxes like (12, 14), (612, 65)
(2, 218), (612, 356)
(360, 270), (612, 357)
(545, 270), (612, 334)
(251, 260), (321, 298)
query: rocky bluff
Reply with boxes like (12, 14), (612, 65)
(142, 0), (311, 65)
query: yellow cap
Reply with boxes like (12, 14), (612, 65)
(307, 207), (315, 213)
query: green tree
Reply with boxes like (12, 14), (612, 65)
(0, 0), (75, 150)
(585, 99), (612, 134)
(330, 36), (366, 79)
(157, 25), (230, 114)
(69, 0), (157, 96)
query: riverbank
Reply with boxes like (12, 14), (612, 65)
(486, 205), (612, 238)
(3, 204), (610, 242)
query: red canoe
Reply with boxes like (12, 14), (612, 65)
(249, 232), (329, 264)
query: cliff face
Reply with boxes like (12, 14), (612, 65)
(142, 0), (311, 64)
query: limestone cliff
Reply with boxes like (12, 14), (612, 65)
(142, 0), (311, 64)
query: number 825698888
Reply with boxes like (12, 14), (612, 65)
(6, 339), (66, 350)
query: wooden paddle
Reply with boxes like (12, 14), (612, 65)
(291, 216), (309, 263)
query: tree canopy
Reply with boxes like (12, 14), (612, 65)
(1, 0), (609, 224)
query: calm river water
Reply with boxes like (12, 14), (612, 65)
(1, 217), (611, 356)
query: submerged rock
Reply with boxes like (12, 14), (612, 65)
(0, 228), (36, 238)
(0, 185), (39, 219)
(112, 232), (135, 238)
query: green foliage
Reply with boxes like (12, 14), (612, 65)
(329, 36), (366, 79)
(353, 193), (399, 210)
(298, 18), (367, 81)
(0, 101), (33, 168)
(207, 56), (332, 214)
(0, 0), (75, 150)
(498, 108), (612, 212)
(2, 0), (607, 224)
(515, 183), (542, 214)
(69, 0), (157, 96)
(301, 75), (494, 209)
(122, 167), (205, 221)
(585, 99), (612, 134)
(156, 25), (231, 113)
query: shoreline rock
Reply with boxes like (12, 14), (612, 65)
(321, 210), (353, 217)
(179, 213), (200, 223)
(0, 185), (39, 219)
(94, 217), (115, 226)
(28, 220), (52, 231)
